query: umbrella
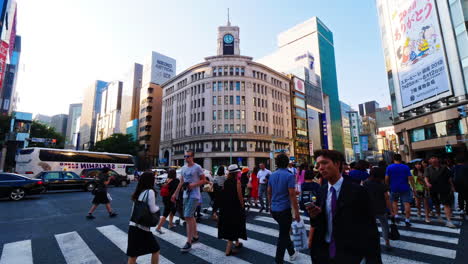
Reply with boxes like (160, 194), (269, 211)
(409, 158), (423, 163)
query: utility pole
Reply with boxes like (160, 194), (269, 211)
(229, 135), (233, 164)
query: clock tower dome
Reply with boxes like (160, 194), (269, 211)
(217, 10), (240, 56)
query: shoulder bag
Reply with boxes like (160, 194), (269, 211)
(130, 190), (161, 227)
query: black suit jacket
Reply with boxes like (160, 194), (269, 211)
(310, 177), (381, 264)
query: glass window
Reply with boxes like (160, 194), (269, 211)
(212, 82), (217, 91)
(410, 128), (425, 142)
(241, 96), (245, 105)
(224, 81), (228, 90)
(224, 110), (229, 119)
(230, 96), (234, 105)
(230, 110), (234, 119)
(213, 111), (217, 120)
(230, 67), (234, 75)
(425, 125), (437, 140)
(253, 98), (256, 106)
(218, 81), (223, 91)
(253, 111), (256, 120)
(241, 81), (245, 91)
(224, 96), (229, 105)
(224, 67), (228, 76)
(435, 122), (447, 137)
(230, 124), (234, 132)
(294, 97), (305, 108)
(218, 96), (222, 105)
(213, 96), (217, 105)
(213, 125), (217, 133)
(64, 172), (79, 179)
(224, 125), (229, 133)
(236, 110), (241, 119)
(218, 124), (222, 132)
(241, 110), (245, 120)
(213, 67), (217, 76)
(230, 81), (234, 90)
(235, 68), (240, 75)
(236, 81), (240, 91)
(236, 96), (240, 105)
(241, 68), (245, 76)
(242, 125), (246, 133)
(295, 108), (307, 118)
(44, 172), (61, 180)
(236, 124), (241, 132)
(446, 119), (460, 136)
(295, 118), (307, 129)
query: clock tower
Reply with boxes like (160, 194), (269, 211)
(217, 10), (240, 56)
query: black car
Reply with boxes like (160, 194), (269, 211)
(79, 168), (130, 187)
(35, 171), (97, 192)
(0, 173), (45, 201)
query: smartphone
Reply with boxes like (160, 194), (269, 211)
(304, 201), (314, 207)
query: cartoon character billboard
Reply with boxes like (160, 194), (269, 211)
(387, 0), (451, 109)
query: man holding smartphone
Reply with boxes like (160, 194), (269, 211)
(307, 150), (380, 264)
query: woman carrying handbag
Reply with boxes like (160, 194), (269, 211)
(127, 172), (161, 264)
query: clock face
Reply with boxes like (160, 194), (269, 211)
(223, 34), (234, 44)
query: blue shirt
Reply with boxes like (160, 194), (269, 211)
(386, 163), (411, 193)
(268, 168), (295, 212)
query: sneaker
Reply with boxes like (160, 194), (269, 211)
(192, 236), (199, 243)
(109, 212), (118, 218)
(289, 250), (298, 261)
(445, 221), (457, 228)
(86, 214), (95, 219)
(405, 220), (411, 227)
(155, 229), (164, 235)
(180, 242), (192, 252)
(425, 218), (431, 223)
(175, 219), (180, 225)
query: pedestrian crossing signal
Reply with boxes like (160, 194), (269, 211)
(445, 144), (453, 153)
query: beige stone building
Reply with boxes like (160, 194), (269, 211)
(159, 21), (293, 170)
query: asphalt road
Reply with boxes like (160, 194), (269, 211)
(1, 183), (467, 264)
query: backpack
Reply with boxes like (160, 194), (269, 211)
(160, 184), (170, 197)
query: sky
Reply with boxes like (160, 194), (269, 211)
(14, 0), (390, 116)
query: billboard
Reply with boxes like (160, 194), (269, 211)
(0, 40), (8, 94)
(294, 77), (305, 94)
(142, 51), (176, 86)
(384, 0), (451, 110)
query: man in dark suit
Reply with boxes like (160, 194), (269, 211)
(307, 150), (381, 264)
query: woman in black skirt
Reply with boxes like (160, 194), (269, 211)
(127, 172), (160, 264)
(86, 167), (117, 219)
(218, 164), (247, 256)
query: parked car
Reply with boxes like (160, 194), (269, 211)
(0, 173), (45, 201)
(79, 168), (130, 187)
(34, 171), (97, 192)
(155, 168), (213, 187)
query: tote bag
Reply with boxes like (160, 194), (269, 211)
(130, 190), (160, 227)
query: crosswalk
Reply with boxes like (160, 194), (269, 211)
(0, 207), (464, 264)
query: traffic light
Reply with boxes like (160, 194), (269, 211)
(458, 106), (467, 118)
(445, 144), (453, 153)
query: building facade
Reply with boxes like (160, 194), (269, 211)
(33, 114), (51, 126)
(159, 21), (293, 171)
(258, 17), (343, 152)
(340, 101), (355, 163)
(358, 101), (380, 118)
(376, 0), (468, 160)
(65, 103), (82, 149)
(0, 111), (31, 171)
(120, 63), (143, 141)
(50, 114), (68, 136)
(79, 80), (108, 150)
(95, 81), (123, 142)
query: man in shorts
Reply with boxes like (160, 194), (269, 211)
(172, 150), (206, 252)
(385, 154), (412, 227)
(425, 155), (456, 228)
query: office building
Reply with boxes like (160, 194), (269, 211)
(159, 19), (293, 170)
(358, 101), (380, 118)
(340, 101), (355, 162)
(0, 111), (31, 171)
(138, 51), (176, 168)
(33, 114), (52, 126)
(95, 81), (123, 142)
(376, 0), (468, 159)
(120, 63), (143, 141)
(258, 17), (344, 152)
(50, 114), (68, 136)
(79, 80), (108, 150)
(65, 103), (82, 149)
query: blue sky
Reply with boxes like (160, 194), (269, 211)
(15, 0), (390, 116)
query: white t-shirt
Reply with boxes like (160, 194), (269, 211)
(257, 169), (271, 184)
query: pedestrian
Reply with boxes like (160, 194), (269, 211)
(171, 150), (207, 252)
(267, 153), (300, 263)
(257, 163), (271, 213)
(240, 167), (250, 202)
(217, 164), (247, 256)
(127, 172), (160, 264)
(364, 167), (394, 252)
(424, 155), (457, 228)
(212, 166), (227, 220)
(155, 169), (180, 233)
(250, 166), (260, 207)
(86, 167), (117, 219)
(411, 161), (430, 223)
(385, 154), (413, 227)
(453, 154), (468, 220)
(349, 160), (370, 185)
(296, 163), (307, 192)
(288, 162), (297, 176)
(307, 150), (381, 264)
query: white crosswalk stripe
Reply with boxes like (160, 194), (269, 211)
(0, 209), (464, 263)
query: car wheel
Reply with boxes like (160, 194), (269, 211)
(10, 188), (25, 201)
(85, 183), (96, 192)
(120, 180), (128, 187)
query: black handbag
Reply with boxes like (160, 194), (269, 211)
(130, 190), (160, 227)
(389, 223), (400, 240)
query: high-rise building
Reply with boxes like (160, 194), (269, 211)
(33, 114), (52, 126)
(65, 103), (82, 149)
(138, 51), (176, 168)
(358, 101), (380, 118)
(50, 114), (68, 136)
(159, 19), (293, 170)
(79, 80), (108, 150)
(376, 0), (468, 159)
(95, 81), (123, 142)
(120, 63), (143, 141)
(340, 101), (355, 163)
(258, 17), (343, 152)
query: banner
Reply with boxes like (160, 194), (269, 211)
(387, 0), (451, 108)
(0, 41), (9, 95)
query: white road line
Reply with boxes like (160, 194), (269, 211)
(0, 240), (33, 264)
(153, 224), (251, 264)
(97, 225), (174, 264)
(377, 227), (458, 244)
(173, 216), (311, 263)
(379, 237), (456, 259)
(55, 231), (102, 264)
(401, 222), (460, 234)
(380, 254), (430, 264)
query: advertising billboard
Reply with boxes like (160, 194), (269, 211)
(0, 40), (8, 94)
(384, 0), (451, 110)
(294, 77), (305, 94)
(142, 51), (176, 86)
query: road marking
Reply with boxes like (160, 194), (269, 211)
(55, 231), (102, 264)
(97, 225), (174, 264)
(0, 240), (33, 264)
(379, 237), (457, 259)
(153, 224), (251, 264)
(173, 216), (311, 263)
(377, 227), (458, 244)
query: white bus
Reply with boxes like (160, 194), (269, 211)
(15, 148), (135, 179)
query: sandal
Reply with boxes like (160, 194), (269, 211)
(234, 243), (243, 249)
(155, 229), (164, 234)
(168, 224), (176, 230)
(226, 249), (238, 256)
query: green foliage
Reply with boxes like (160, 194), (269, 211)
(90, 133), (138, 156)
(29, 121), (65, 148)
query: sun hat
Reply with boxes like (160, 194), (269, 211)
(228, 164), (241, 173)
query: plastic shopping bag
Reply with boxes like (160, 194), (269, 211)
(291, 219), (308, 250)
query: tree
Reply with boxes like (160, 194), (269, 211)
(29, 121), (65, 148)
(90, 133), (138, 156)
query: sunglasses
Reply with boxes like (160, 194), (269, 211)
(184, 155), (192, 158)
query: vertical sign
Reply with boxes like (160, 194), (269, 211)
(320, 113), (329, 149)
(0, 41), (9, 95)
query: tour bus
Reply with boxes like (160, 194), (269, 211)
(15, 148), (135, 180)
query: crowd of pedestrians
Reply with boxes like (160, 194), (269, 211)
(113, 148), (468, 264)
